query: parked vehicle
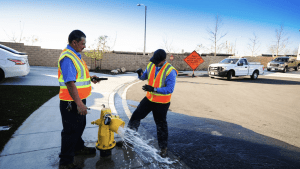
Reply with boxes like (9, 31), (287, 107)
(267, 56), (300, 73)
(0, 44), (30, 82)
(208, 57), (264, 80)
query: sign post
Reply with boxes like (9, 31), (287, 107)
(184, 51), (204, 77)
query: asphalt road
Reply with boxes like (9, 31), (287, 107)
(1, 67), (300, 169)
(126, 72), (300, 169)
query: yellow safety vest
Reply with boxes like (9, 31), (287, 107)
(58, 49), (91, 101)
(146, 62), (177, 104)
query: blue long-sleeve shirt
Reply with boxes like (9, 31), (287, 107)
(139, 61), (177, 94)
(60, 45), (81, 83)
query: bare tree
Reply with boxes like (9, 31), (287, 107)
(247, 33), (260, 57)
(97, 36), (110, 52)
(161, 35), (175, 53)
(24, 35), (39, 45)
(207, 15), (227, 56)
(292, 47), (298, 55)
(268, 45), (277, 57)
(283, 48), (291, 55)
(273, 24), (289, 57)
(3, 22), (39, 45)
(195, 44), (205, 54)
(3, 22), (25, 43)
(85, 35), (110, 70)
(106, 32), (117, 51)
(224, 41), (234, 54)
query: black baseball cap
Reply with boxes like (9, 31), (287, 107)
(150, 49), (166, 65)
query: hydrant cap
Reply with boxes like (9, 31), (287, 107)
(109, 118), (125, 133)
(104, 115), (111, 125)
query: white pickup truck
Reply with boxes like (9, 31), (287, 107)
(208, 57), (264, 80)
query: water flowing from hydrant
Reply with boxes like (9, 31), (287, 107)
(117, 127), (177, 165)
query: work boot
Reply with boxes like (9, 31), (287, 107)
(75, 146), (96, 156)
(59, 163), (82, 169)
(160, 148), (168, 158)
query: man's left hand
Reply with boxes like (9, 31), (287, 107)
(142, 85), (154, 92)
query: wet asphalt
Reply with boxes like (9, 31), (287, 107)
(126, 100), (300, 169)
(0, 67), (190, 169)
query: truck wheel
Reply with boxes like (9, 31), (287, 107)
(251, 70), (258, 80)
(227, 71), (233, 80)
(0, 69), (4, 82)
(282, 67), (287, 73)
(267, 68), (271, 71)
(295, 66), (299, 71)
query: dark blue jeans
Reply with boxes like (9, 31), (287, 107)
(59, 99), (86, 165)
(128, 97), (170, 149)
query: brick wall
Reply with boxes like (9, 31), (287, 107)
(0, 42), (273, 71)
(245, 56), (274, 68)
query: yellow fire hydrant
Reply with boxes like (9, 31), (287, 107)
(91, 104), (125, 157)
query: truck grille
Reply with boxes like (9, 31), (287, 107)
(210, 67), (220, 71)
(270, 63), (279, 67)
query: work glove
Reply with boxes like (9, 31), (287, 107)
(142, 85), (154, 92)
(136, 68), (143, 76)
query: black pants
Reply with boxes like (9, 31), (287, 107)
(59, 99), (86, 165)
(128, 97), (170, 149)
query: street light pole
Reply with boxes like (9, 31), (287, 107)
(298, 29), (300, 60)
(137, 4), (147, 55)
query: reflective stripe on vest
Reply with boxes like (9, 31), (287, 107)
(58, 49), (91, 101)
(146, 62), (177, 104)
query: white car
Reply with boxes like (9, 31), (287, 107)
(208, 57), (264, 80)
(0, 44), (30, 82)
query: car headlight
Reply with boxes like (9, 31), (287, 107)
(279, 64), (284, 67)
(267, 63), (270, 66)
(221, 67), (226, 71)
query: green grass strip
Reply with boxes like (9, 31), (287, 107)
(0, 85), (60, 153)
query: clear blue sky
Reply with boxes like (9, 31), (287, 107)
(0, 0), (299, 56)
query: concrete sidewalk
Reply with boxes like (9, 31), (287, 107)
(0, 68), (189, 169)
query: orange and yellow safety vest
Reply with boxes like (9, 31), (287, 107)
(58, 49), (91, 101)
(146, 62), (177, 104)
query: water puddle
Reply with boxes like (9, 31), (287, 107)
(0, 126), (11, 131)
(117, 127), (178, 168)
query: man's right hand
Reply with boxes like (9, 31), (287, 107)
(136, 68), (143, 76)
(77, 102), (88, 115)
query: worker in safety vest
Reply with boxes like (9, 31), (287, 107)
(128, 49), (178, 158)
(58, 30), (102, 169)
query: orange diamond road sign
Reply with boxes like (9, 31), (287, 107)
(184, 51), (204, 70)
(170, 55), (174, 61)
